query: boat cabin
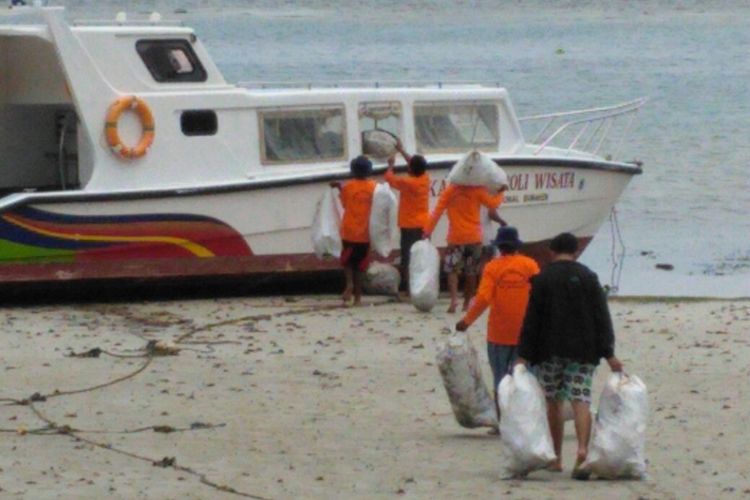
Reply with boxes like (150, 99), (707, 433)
(0, 7), (525, 199)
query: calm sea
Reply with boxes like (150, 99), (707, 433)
(43, 1), (750, 296)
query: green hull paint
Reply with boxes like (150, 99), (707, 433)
(0, 240), (74, 264)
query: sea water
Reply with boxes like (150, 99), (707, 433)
(40, 1), (750, 297)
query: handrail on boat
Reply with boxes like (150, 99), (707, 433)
(237, 80), (505, 90)
(518, 97), (647, 159)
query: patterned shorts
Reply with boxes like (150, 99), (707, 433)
(443, 244), (483, 276)
(535, 357), (596, 404)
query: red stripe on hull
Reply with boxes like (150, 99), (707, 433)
(0, 237), (592, 285)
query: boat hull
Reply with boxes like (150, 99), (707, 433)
(0, 158), (637, 287)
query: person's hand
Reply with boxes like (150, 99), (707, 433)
(514, 357), (528, 367)
(329, 181), (341, 190)
(387, 155), (396, 168)
(607, 356), (623, 372)
(498, 216), (508, 227)
(455, 320), (468, 332)
(421, 231), (431, 240)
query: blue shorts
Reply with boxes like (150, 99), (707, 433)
(487, 342), (518, 394)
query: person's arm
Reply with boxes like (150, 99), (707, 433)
(487, 208), (507, 227)
(591, 273), (616, 364)
(384, 156), (406, 191)
(423, 186), (451, 238)
(457, 268), (494, 330)
(482, 189), (507, 226)
(395, 138), (412, 164)
(516, 276), (542, 364)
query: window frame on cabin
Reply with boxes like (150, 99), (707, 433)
(258, 106), (348, 165)
(136, 39), (208, 83)
(413, 101), (500, 154)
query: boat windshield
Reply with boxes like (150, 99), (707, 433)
(414, 102), (498, 153)
(260, 107), (346, 163)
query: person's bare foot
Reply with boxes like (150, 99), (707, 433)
(547, 461), (563, 472)
(486, 427), (500, 436)
(342, 286), (353, 304)
(571, 451), (590, 480)
(447, 303), (457, 313)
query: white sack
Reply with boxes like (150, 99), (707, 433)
(436, 331), (497, 429)
(369, 183), (398, 258)
(363, 262), (400, 296)
(408, 240), (440, 312)
(311, 187), (342, 259)
(362, 129), (398, 158)
(447, 150), (508, 190)
(582, 373), (649, 479)
(480, 206), (495, 246)
(498, 364), (556, 478)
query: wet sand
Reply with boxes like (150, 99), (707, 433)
(1, 295), (749, 499)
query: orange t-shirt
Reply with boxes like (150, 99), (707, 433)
(339, 179), (377, 243)
(462, 254), (540, 345)
(384, 168), (431, 229)
(424, 184), (503, 245)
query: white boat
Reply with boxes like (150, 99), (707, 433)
(0, 6), (645, 287)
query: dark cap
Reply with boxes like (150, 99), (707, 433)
(494, 226), (522, 250)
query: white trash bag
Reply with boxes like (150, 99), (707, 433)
(408, 240), (440, 312)
(498, 364), (556, 478)
(369, 183), (398, 258)
(311, 187), (342, 259)
(582, 373), (649, 479)
(362, 129), (398, 158)
(363, 262), (400, 296)
(480, 205), (495, 246)
(436, 331), (497, 429)
(447, 150), (508, 190)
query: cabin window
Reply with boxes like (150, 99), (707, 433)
(136, 40), (207, 83)
(414, 102), (499, 153)
(260, 107), (346, 163)
(181, 110), (218, 136)
(359, 102), (402, 158)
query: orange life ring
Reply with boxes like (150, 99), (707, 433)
(105, 96), (155, 159)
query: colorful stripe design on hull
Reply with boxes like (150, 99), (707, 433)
(0, 207), (251, 264)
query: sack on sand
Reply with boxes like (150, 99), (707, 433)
(447, 150), (508, 190)
(408, 240), (440, 312)
(582, 373), (649, 479)
(363, 262), (400, 296)
(369, 183), (398, 258)
(311, 187), (342, 259)
(436, 331), (497, 429)
(498, 364), (556, 478)
(362, 129), (398, 158)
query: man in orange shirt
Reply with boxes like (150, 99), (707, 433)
(384, 141), (430, 295)
(423, 182), (507, 313)
(456, 226), (540, 423)
(331, 155), (377, 306)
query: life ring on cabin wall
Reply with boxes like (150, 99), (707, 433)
(105, 96), (155, 159)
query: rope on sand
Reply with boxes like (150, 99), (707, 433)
(0, 297), (396, 498)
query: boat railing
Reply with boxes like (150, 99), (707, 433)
(518, 97), (647, 160)
(238, 80), (504, 90)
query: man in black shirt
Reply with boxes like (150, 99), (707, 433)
(516, 232), (623, 478)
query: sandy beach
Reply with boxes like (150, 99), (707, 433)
(0, 294), (748, 499)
